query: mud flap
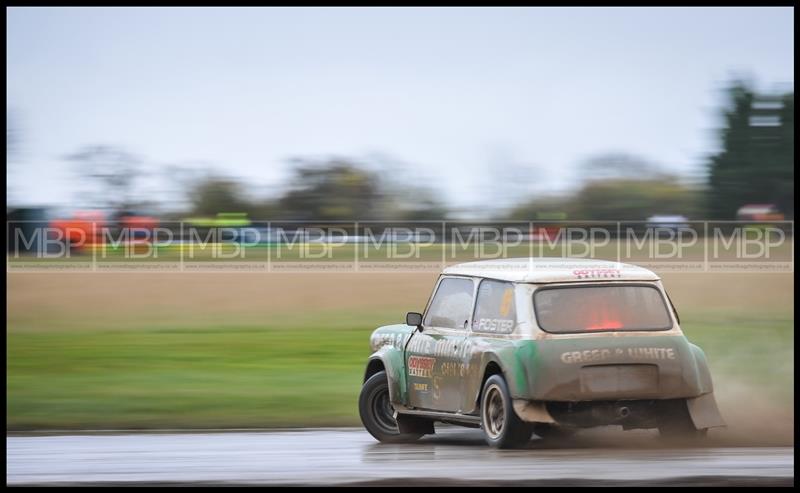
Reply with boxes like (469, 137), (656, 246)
(686, 393), (726, 430)
(513, 400), (556, 424)
(396, 415), (435, 435)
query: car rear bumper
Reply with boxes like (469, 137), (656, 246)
(513, 394), (725, 430)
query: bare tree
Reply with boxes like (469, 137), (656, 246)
(7, 109), (18, 162)
(65, 145), (142, 210)
(579, 152), (666, 182)
(7, 109), (20, 206)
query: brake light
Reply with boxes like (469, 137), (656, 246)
(585, 320), (623, 330)
(584, 304), (623, 330)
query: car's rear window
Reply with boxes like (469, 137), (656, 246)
(533, 285), (673, 333)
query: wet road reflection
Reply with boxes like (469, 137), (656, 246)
(7, 427), (794, 485)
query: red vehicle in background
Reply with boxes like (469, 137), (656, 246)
(531, 212), (568, 241)
(736, 203), (785, 221)
(110, 210), (160, 254)
(49, 210), (159, 254)
(48, 211), (106, 253)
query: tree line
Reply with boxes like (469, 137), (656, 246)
(10, 80), (793, 221)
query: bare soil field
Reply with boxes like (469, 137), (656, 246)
(7, 271), (793, 331)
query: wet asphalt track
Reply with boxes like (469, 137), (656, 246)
(6, 427), (794, 486)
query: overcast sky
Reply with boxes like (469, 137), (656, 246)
(6, 7), (795, 211)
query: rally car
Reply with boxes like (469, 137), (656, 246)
(358, 258), (725, 448)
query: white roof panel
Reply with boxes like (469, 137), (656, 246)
(442, 257), (660, 283)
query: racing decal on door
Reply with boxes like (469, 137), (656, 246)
(408, 356), (436, 378)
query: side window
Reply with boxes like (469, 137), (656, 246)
(472, 280), (516, 334)
(424, 278), (474, 330)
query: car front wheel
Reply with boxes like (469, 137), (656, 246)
(480, 374), (532, 449)
(359, 371), (422, 443)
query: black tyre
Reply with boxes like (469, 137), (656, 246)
(480, 374), (532, 449)
(359, 371), (422, 443)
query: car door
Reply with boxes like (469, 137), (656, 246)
(461, 279), (518, 413)
(405, 276), (475, 412)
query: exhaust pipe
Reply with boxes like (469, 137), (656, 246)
(617, 406), (630, 419)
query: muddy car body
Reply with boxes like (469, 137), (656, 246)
(359, 258), (725, 448)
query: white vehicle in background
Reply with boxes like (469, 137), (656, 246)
(736, 204), (785, 222)
(645, 215), (693, 236)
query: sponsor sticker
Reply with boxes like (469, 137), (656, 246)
(499, 288), (514, 317)
(440, 361), (466, 378)
(560, 347), (676, 364)
(408, 356), (436, 378)
(572, 268), (621, 279)
(433, 376), (443, 400)
(476, 318), (514, 333)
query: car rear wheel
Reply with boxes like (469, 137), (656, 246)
(480, 375), (532, 449)
(359, 371), (422, 443)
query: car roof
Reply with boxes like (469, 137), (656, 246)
(442, 257), (660, 283)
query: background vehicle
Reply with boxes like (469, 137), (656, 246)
(736, 204), (785, 222)
(645, 214), (693, 236)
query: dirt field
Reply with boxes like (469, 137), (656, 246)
(7, 272), (441, 331)
(7, 271), (793, 331)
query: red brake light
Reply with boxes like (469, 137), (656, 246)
(584, 303), (624, 330)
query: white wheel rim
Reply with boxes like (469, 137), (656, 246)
(482, 383), (505, 440)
